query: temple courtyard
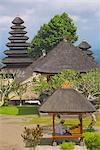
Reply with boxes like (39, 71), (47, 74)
(0, 114), (100, 150)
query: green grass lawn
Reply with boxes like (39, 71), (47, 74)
(0, 106), (18, 115)
(0, 106), (100, 127)
(25, 113), (100, 127)
(0, 105), (39, 115)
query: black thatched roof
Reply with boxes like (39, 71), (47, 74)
(0, 62), (3, 70)
(4, 50), (28, 55)
(16, 57), (43, 82)
(33, 41), (97, 73)
(6, 43), (29, 47)
(79, 41), (91, 50)
(39, 88), (96, 113)
(2, 16), (33, 69)
(2, 57), (33, 63)
(86, 50), (93, 55)
(11, 25), (25, 29)
(12, 17), (24, 24)
(8, 36), (29, 40)
(9, 31), (27, 35)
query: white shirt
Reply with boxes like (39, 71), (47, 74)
(55, 124), (65, 135)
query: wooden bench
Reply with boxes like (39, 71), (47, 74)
(52, 134), (82, 139)
(52, 125), (82, 140)
(69, 125), (81, 134)
(52, 134), (82, 145)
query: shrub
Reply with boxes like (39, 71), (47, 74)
(21, 125), (43, 150)
(83, 132), (100, 150)
(60, 142), (75, 150)
(17, 105), (39, 115)
(84, 128), (96, 133)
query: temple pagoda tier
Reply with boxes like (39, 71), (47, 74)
(2, 17), (33, 68)
(78, 41), (91, 50)
(79, 40), (94, 59)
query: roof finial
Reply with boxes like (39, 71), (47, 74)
(62, 80), (71, 89)
(79, 40), (91, 50)
(82, 39), (87, 42)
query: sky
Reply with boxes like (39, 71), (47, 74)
(0, 0), (100, 62)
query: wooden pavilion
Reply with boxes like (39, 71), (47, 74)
(39, 88), (96, 141)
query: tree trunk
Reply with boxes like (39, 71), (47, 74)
(0, 95), (5, 106)
(19, 98), (22, 107)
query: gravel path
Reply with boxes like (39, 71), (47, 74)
(0, 115), (34, 150)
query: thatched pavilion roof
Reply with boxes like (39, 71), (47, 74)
(33, 41), (97, 74)
(39, 88), (96, 113)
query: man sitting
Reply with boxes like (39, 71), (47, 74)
(55, 119), (72, 135)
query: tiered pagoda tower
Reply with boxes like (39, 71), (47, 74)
(2, 17), (33, 68)
(78, 41), (94, 59)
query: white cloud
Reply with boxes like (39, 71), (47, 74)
(0, 16), (13, 27)
(7, 0), (47, 3)
(0, 5), (5, 11)
(49, 0), (99, 13)
(71, 15), (88, 24)
(81, 19), (88, 23)
(0, 0), (100, 55)
(81, 26), (92, 31)
(21, 9), (35, 21)
(71, 15), (80, 22)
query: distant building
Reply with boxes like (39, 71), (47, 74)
(2, 17), (33, 70)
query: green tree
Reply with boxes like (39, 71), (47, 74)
(21, 125), (43, 150)
(0, 71), (28, 107)
(75, 70), (100, 98)
(0, 73), (15, 106)
(33, 69), (100, 102)
(30, 12), (78, 59)
(13, 82), (27, 106)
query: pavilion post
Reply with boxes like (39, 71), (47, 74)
(52, 113), (55, 135)
(79, 114), (83, 134)
(47, 75), (51, 82)
(79, 114), (83, 143)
